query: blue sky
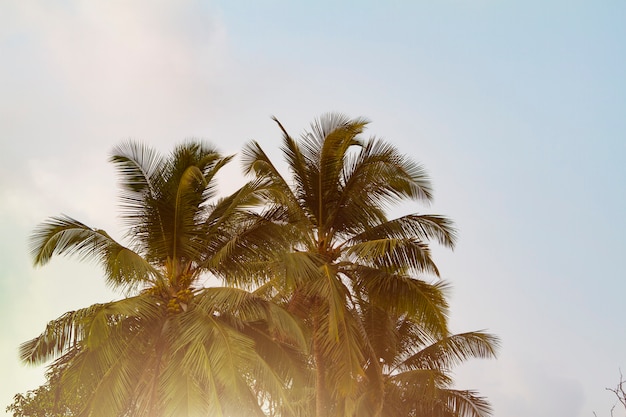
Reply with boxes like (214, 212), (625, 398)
(1, 1), (625, 416)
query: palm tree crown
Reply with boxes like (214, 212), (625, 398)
(21, 141), (305, 417)
(241, 113), (459, 417)
(17, 118), (498, 417)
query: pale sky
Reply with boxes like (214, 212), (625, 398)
(1, 1), (625, 416)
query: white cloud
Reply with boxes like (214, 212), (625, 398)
(37, 1), (227, 112)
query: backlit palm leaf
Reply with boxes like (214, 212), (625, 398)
(402, 331), (499, 372)
(30, 215), (159, 292)
(358, 295), (499, 417)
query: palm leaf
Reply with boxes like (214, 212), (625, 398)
(348, 214), (457, 249)
(402, 331), (500, 371)
(30, 215), (160, 291)
(110, 141), (166, 226)
(19, 305), (105, 365)
(343, 138), (433, 205)
(345, 237), (441, 276)
(352, 266), (449, 337)
(435, 389), (493, 417)
(241, 140), (302, 217)
(195, 287), (307, 350)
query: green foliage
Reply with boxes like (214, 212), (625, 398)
(7, 389), (68, 417)
(12, 115), (498, 417)
(6, 368), (83, 417)
(241, 114), (481, 417)
(356, 300), (499, 417)
(18, 140), (305, 417)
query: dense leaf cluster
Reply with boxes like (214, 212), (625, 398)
(9, 114), (498, 417)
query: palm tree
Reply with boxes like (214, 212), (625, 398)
(356, 301), (499, 417)
(20, 141), (306, 417)
(241, 113), (457, 417)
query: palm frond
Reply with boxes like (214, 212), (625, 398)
(318, 116), (368, 226)
(20, 294), (162, 366)
(152, 142), (229, 263)
(346, 237), (441, 276)
(349, 214), (457, 249)
(174, 309), (259, 396)
(281, 131), (318, 225)
(313, 268), (365, 399)
(161, 364), (211, 417)
(352, 266), (449, 337)
(431, 389), (493, 417)
(388, 368), (452, 389)
(358, 303), (404, 365)
(110, 141), (166, 225)
(241, 141), (310, 230)
(195, 287), (307, 350)
(202, 211), (295, 286)
(402, 331), (500, 371)
(343, 137), (433, 205)
(19, 305), (106, 365)
(30, 215), (159, 291)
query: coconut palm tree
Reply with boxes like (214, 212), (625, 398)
(20, 141), (306, 417)
(355, 301), (499, 417)
(241, 114), (457, 417)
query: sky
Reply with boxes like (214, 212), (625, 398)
(1, 1), (625, 416)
